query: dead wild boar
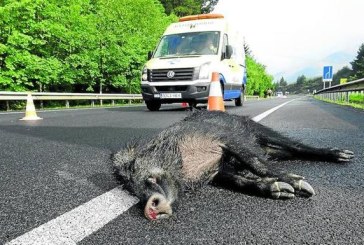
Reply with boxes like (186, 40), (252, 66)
(113, 110), (354, 220)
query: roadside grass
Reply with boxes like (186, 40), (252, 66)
(349, 93), (364, 104)
(314, 93), (364, 110)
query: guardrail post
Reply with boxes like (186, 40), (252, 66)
(66, 100), (70, 108)
(100, 100), (103, 106)
(91, 100), (95, 107)
(6, 101), (10, 111)
(112, 100), (115, 106)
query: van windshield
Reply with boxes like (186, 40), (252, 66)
(154, 31), (220, 58)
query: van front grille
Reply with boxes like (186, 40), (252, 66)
(149, 68), (196, 82)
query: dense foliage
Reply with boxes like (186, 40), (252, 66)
(159, 0), (218, 16)
(350, 43), (364, 80)
(245, 55), (274, 97)
(0, 0), (172, 93)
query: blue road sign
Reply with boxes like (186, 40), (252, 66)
(323, 66), (333, 82)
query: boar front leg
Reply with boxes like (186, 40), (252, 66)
(213, 170), (296, 199)
(220, 145), (315, 198)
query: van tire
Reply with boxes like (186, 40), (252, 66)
(235, 86), (245, 107)
(146, 101), (161, 111)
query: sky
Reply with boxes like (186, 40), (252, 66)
(213, 0), (364, 82)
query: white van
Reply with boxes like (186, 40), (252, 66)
(141, 14), (246, 111)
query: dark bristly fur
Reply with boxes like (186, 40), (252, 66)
(112, 110), (354, 220)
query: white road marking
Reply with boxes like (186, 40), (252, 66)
(6, 99), (296, 244)
(6, 186), (138, 245)
(252, 99), (298, 122)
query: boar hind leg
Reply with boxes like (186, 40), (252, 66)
(221, 146), (315, 198)
(273, 142), (354, 163)
(257, 128), (354, 162)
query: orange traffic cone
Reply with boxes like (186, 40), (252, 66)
(20, 94), (42, 121)
(207, 72), (225, 112)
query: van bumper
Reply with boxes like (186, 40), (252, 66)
(141, 83), (211, 103)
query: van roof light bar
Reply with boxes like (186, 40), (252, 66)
(179, 13), (224, 22)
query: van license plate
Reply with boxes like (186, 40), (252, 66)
(160, 93), (182, 99)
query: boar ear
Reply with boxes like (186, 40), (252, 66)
(112, 146), (137, 182)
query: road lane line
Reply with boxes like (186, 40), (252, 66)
(6, 186), (138, 245)
(252, 98), (298, 122)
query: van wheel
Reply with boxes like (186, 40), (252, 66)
(235, 87), (245, 106)
(146, 101), (161, 111)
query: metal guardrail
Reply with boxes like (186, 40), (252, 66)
(0, 91), (261, 102)
(245, 95), (260, 100)
(0, 91), (143, 109)
(314, 78), (364, 103)
(0, 91), (142, 100)
(0, 91), (261, 111)
(315, 78), (364, 93)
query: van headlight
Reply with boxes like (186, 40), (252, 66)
(141, 67), (148, 81)
(199, 62), (211, 80)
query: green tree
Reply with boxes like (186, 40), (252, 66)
(0, 0), (171, 93)
(272, 81), (279, 91)
(279, 77), (288, 87)
(201, 0), (219, 13)
(306, 76), (324, 93)
(93, 0), (172, 93)
(296, 75), (306, 87)
(275, 77), (287, 93)
(159, 0), (219, 16)
(0, 0), (99, 92)
(350, 43), (364, 80)
(333, 66), (352, 85)
(245, 55), (274, 97)
(243, 41), (252, 57)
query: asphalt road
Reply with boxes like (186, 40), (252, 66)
(0, 96), (363, 244)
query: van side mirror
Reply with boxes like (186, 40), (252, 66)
(147, 51), (153, 60)
(225, 45), (233, 59)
